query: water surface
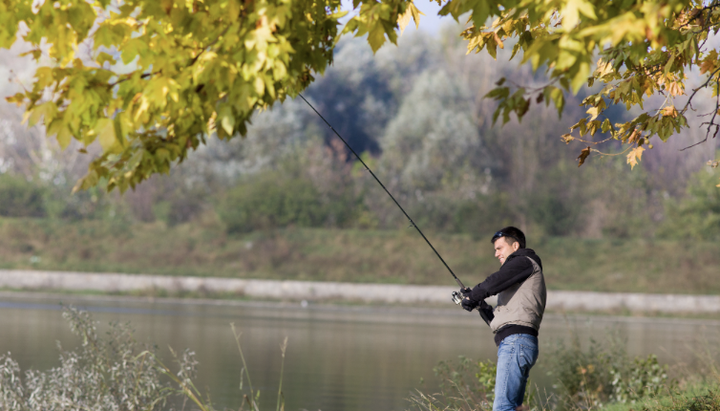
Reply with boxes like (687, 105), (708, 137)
(0, 293), (717, 411)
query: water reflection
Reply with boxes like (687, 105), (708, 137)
(0, 293), (718, 411)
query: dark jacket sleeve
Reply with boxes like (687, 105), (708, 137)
(468, 255), (534, 302)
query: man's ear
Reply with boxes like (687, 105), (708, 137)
(512, 242), (520, 252)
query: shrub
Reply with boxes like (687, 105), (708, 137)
(218, 171), (326, 233)
(452, 194), (516, 237)
(545, 332), (674, 409)
(44, 185), (121, 221)
(658, 163), (720, 241)
(610, 354), (670, 404)
(0, 174), (46, 218)
(523, 165), (584, 237)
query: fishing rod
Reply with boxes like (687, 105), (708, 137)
(297, 93), (485, 316)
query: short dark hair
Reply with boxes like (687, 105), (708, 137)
(491, 226), (526, 249)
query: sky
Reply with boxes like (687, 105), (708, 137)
(401, 1), (447, 34)
(341, 0), (450, 35)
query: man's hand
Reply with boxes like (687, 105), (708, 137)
(460, 287), (473, 297)
(461, 297), (479, 312)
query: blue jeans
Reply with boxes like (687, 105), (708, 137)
(493, 334), (539, 411)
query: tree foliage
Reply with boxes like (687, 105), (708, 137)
(456, 0), (720, 171)
(1, 0), (386, 191)
(2, 0), (720, 191)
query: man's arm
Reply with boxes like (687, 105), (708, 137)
(467, 255), (534, 302)
(477, 300), (494, 325)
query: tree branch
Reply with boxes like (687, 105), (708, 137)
(680, 78), (720, 151)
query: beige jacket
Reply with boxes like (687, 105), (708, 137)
(489, 257), (546, 333)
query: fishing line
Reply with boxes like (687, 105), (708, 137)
(297, 93), (466, 290)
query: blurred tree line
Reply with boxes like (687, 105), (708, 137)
(0, 27), (718, 241)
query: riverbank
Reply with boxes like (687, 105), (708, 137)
(2, 269), (720, 315)
(2, 219), (720, 295)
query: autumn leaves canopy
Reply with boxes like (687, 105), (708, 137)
(2, 0), (718, 190)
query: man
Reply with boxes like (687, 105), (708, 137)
(460, 226), (546, 411)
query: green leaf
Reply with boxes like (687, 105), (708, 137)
(121, 38), (148, 64)
(34, 67), (54, 89)
(57, 126), (73, 150)
(28, 102), (58, 127)
(571, 61), (591, 93)
(96, 52), (116, 67)
(601, 118), (611, 133)
(219, 106), (235, 136)
(485, 86), (510, 100)
(96, 119), (118, 152)
(368, 25), (387, 53)
(114, 116), (125, 148)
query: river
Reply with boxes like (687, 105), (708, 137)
(0, 292), (718, 410)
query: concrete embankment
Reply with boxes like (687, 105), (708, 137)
(1, 269), (719, 314)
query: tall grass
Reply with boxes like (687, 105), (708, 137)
(0, 307), (288, 411)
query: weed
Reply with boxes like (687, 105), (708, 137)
(0, 307), (288, 411)
(407, 356), (516, 411)
(544, 330), (675, 410)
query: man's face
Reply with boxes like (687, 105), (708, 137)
(493, 237), (519, 265)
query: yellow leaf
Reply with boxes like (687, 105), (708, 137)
(595, 59), (613, 77)
(562, 0), (580, 29)
(626, 146), (645, 170)
(586, 106), (601, 120)
(398, 3), (425, 34)
(662, 105), (677, 118)
(397, 6), (413, 35)
(410, 4), (423, 28)
(254, 76), (265, 96)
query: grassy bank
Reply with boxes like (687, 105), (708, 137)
(602, 386), (720, 411)
(1, 217), (719, 295)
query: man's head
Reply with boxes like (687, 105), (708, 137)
(491, 227), (526, 265)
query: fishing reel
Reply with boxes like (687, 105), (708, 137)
(451, 290), (463, 305)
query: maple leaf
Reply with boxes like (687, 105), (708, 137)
(398, 3), (423, 34)
(666, 81), (684, 96)
(662, 105), (678, 118)
(561, 133), (574, 144)
(700, 50), (718, 74)
(627, 146), (645, 170)
(586, 106), (601, 120)
(594, 59), (614, 77)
